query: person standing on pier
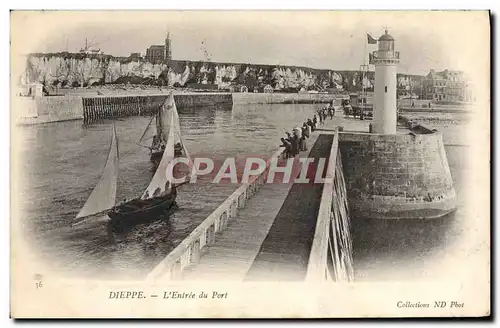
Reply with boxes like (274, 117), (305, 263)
(279, 138), (292, 159)
(307, 118), (315, 132)
(312, 115), (318, 129)
(302, 123), (310, 138)
(329, 105), (334, 119)
(299, 127), (308, 151)
(290, 130), (300, 157)
(318, 110), (323, 124)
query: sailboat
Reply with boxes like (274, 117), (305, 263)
(74, 100), (195, 230)
(138, 93), (184, 165)
(74, 123), (119, 221)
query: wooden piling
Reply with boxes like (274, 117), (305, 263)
(82, 98), (87, 124)
(97, 97), (102, 121)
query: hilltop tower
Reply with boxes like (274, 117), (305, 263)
(165, 32), (172, 61)
(371, 30), (399, 134)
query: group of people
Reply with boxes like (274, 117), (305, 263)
(142, 181), (175, 201)
(279, 126), (308, 159)
(279, 106), (330, 159)
(151, 135), (184, 156)
(316, 104), (336, 124)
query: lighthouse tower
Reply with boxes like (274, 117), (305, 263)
(371, 30), (400, 134)
(338, 29), (456, 221)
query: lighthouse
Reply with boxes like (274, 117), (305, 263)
(338, 29), (456, 221)
(371, 30), (400, 134)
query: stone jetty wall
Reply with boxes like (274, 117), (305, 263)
(175, 93), (233, 108)
(15, 93), (234, 125)
(15, 92), (338, 125)
(13, 95), (83, 125)
(338, 131), (457, 219)
(232, 92), (336, 105)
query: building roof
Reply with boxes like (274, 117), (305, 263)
(148, 45), (165, 50)
(379, 30), (395, 41)
(426, 69), (465, 80)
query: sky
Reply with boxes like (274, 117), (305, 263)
(11, 10), (490, 76)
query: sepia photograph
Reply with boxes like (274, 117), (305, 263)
(9, 9), (491, 318)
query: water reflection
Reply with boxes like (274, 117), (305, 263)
(352, 212), (456, 263)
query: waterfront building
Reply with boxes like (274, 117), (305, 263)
(422, 69), (473, 102)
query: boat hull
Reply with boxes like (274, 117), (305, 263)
(108, 194), (177, 231)
(150, 150), (163, 163)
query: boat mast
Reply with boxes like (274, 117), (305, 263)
(156, 104), (162, 141)
(360, 33), (369, 117)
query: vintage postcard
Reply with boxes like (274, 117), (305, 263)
(10, 10), (490, 318)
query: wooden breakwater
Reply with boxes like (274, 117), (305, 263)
(82, 93), (233, 124)
(82, 95), (166, 124)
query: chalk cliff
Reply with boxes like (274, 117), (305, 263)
(22, 53), (424, 93)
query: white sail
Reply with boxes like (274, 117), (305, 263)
(168, 97), (196, 180)
(159, 93), (176, 142)
(138, 93), (175, 147)
(176, 123), (197, 180)
(76, 124), (119, 219)
(162, 93), (183, 144)
(141, 111), (176, 200)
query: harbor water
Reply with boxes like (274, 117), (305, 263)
(15, 102), (473, 281)
(16, 102), (320, 279)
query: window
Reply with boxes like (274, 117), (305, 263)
(379, 40), (394, 52)
(385, 86), (387, 93)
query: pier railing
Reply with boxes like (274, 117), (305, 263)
(306, 130), (354, 282)
(146, 147), (285, 281)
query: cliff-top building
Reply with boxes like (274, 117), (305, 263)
(145, 32), (172, 64)
(422, 69), (473, 102)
